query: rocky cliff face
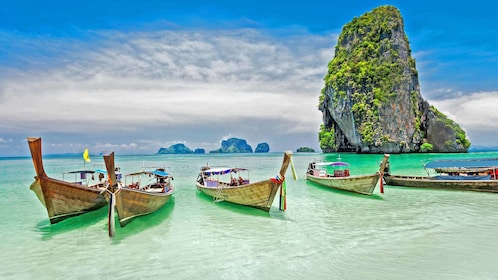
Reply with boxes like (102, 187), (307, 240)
(158, 143), (194, 154)
(209, 137), (253, 153)
(255, 142), (270, 153)
(319, 5), (470, 153)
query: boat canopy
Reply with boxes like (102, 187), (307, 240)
(63, 170), (96, 174)
(150, 170), (169, 177)
(424, 158), (498, 169)
(203, 167), (248, 175)
(125, 170), (170, 178)
(314, 162), (350, 167)
(64, 169), (108, 175)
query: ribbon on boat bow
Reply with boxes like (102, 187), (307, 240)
(279, 180), (287, 211)
(271, 174), (284, 184)
(271, 174), (286, 211)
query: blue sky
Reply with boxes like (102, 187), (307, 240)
(1, 0), (497, 156)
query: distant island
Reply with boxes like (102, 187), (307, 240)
(255, 143), (270, 153)
(297, 147), (315, 152)
(210, 138), (253, 153)
(157, 143), (200, 154)
(157, 137), (274, 154)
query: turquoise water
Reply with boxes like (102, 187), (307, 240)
(1, 152), (498, 279)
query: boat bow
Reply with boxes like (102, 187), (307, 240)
(103, 152), (119, 237)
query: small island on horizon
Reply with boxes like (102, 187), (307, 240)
(157, 137), (321, 154)
(157, 137), (276, 154)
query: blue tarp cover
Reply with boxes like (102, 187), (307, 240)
(424, 158), (498, 169)
(435, 175), (492, 180)
(151, 170), (169, 177)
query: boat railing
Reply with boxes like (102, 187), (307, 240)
(213, 182), (225, 202)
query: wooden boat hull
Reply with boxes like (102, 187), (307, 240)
(115, 187), (173, 227)
(196, 179), (280, 212)
(305, 173), (380, 195)
(305, 154), (389, 196)
(27, 137), (107, 224)
(384, 175), (498, 193)
(29, 177), (107, 224)
(196, 151), (293, 211)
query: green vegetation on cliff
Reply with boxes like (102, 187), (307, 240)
(319, 124), (337, 151)
(420, 143), (433, 152)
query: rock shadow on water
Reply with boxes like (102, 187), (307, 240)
(35, 207), (108, 240)
(195, 191), (273, 218)
(110, 197), (176, 242)
(305, 181), (385, 200)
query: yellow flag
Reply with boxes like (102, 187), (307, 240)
(83, 148), (91, 162)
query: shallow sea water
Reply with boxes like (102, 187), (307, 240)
(1, 152), (497, 279)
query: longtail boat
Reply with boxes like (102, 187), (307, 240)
(27, 137), (107, 224)
(104, 152), (174, 237)
(195, 151), (295, 211)
(383, 157), (498, 193)
(305, 154), (390, 195)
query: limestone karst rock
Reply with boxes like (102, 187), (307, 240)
(319, 5), (470, 153)
(255, 142), (270, 153)
(209, 137), (253, 153)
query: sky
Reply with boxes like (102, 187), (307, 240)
(1, 0), (497, 156)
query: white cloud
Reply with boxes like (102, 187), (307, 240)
(4, 27), (494, 155)
(0, 29), (332, 155)
(0, 137), (13, 143)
